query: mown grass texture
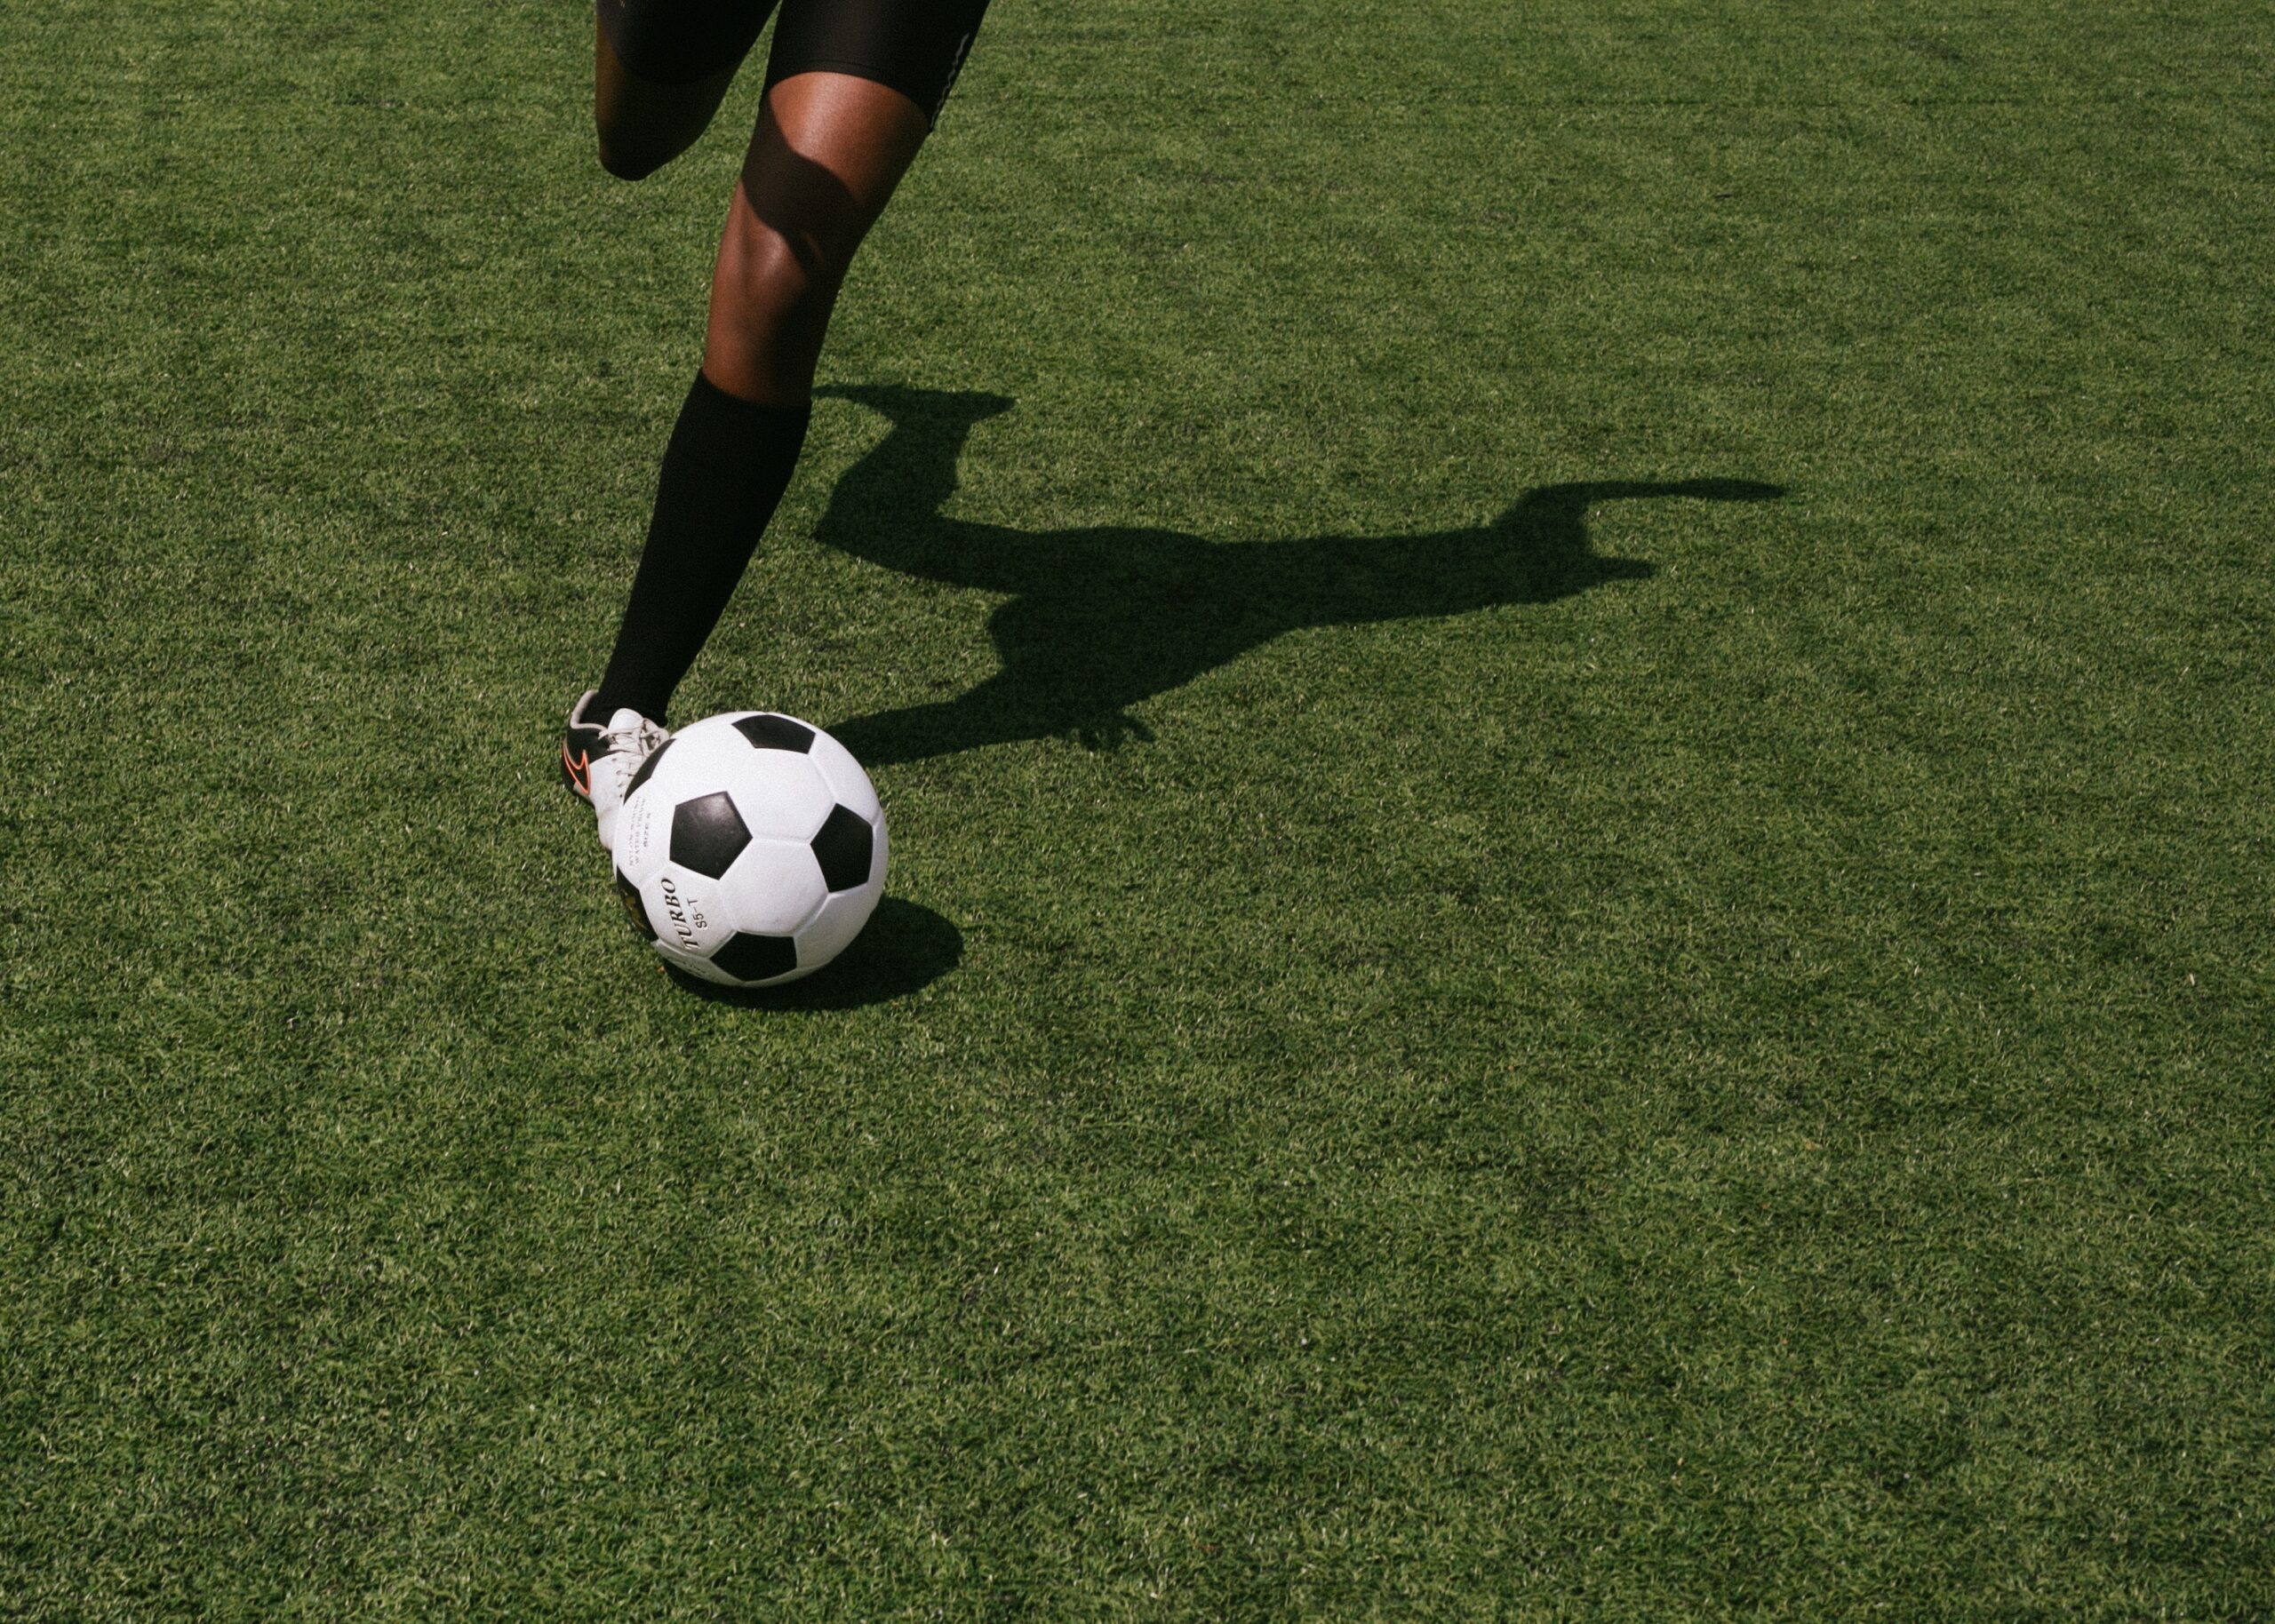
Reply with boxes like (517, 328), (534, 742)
(4, 1), (2271, 1617)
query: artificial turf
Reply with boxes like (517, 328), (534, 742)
(4, 0), (2272, 1616)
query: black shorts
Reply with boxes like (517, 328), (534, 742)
(598, 0), (988, 125)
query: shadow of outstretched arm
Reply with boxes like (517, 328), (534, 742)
(1270, 477), (1786, 624)
(1510, 477), (1786, 528)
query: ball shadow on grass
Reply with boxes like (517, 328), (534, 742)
(661, 896), (962, 1010)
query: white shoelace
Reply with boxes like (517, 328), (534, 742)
(602, 711), (668, 764)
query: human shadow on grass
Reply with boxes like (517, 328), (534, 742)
(662, 896), (961, 1010)
(811, 386), (1785, 767)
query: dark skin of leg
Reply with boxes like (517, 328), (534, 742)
(593, 18), (739, 180)
(594, 24), (932, 406)
(703, 73), (932, 405)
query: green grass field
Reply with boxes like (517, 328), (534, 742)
(5, 1), (2272, 1616)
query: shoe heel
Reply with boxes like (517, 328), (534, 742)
(560, 742), (595, 801)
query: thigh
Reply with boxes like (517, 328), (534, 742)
(702, 72), (935, 401)
(599, 0), (775, 86)
(594, 0), (774, 176)
(763, 0), (992, 129)
(738, 71), (933, 259)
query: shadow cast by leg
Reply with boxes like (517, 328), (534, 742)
(809, 386), (1786, 767)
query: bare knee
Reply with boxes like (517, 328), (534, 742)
(703, 216), (852, 402)
(721, 214), (849, 336)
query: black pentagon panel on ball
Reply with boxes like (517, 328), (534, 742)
(670, 790), (751, 879)
(614, 870), (656, 942)
(624, 736), (675, 800)
(810, 804), (874, 892)
(711, 930), (799, 983)
(732, 712), (815, 753)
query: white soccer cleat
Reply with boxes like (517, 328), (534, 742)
(560, 689), (670, 851)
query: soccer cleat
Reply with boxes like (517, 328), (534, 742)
(561, 689), (670, 851)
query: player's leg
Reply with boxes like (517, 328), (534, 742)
(578, 77), (929, 758)
(591, 0), (768, 180)
(567, 2), (772, 839)
(585, 4), (986, 721)
(569, 0), (986, 849)
(698, 72), (933, 406)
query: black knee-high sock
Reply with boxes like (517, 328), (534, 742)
(592, 371), (811, 725)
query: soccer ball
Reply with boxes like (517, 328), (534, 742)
(610, 712), (887, 987)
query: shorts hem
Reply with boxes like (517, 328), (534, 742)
(762, 57), (944, 124)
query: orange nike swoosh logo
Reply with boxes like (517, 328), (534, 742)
(563, 743), (591, 795)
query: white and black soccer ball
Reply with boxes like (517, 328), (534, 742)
(611, 712), (887, 987)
